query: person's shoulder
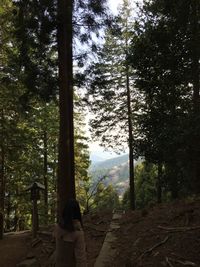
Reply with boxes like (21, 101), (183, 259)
(73, 220), (83, 231)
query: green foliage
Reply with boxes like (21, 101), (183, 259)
(122, 188), (130, 210)
(0, 80), (91, 228)
(89, 155), (129, 190)
(130, 0), (200, 197)
(135, 162), (157, 209)
(1, 0), (104, 231)
(93, 183), (119, 211)
(11, 0), (57, 102)
(122, 162), (157, 209)
(78, 175), (120, 213)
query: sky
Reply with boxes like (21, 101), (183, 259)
(108, 0), (122, 14)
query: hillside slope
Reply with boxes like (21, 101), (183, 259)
(89, 154), (142, 195)
(89, 154), (129, 195)
(115, 198), (200, 266)
(91, 154), (129, 171)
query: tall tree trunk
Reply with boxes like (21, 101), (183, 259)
(0, 147), (5, 239)
(52, 144), (57, 222)
(125, 14), (135, 210)
(168, 163), (178, 200)
(50, 144), (57, 223)
(57, 0), (76, 261)
(32, 198), (39, 238)
(57, 0), (75, 222)
(191, 0), (200, 193)
(0, 110), (5, 239)
(6, 193), (11, 231)
(126, 64), (135, 210)
(43, 130), (48, 224)
(157, 163), (162, 203)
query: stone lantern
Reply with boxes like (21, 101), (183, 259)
(25, 182), (45, 238)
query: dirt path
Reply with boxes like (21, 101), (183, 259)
(94, 211), (124, 267)
(2, 202), (200, 267)
(0, 211), (112, 267)
(0, 231), (31, 267)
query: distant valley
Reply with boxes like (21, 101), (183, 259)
(89, 154), (130, 196)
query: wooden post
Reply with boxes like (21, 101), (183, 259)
(25, 182), (45, 238)
(32, 197), (38, 238)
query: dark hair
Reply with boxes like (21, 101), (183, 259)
(60, 199), (83, 231)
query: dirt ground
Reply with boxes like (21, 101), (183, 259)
(0, 211), (112, 267)
(114, 198), (200, 267)
(1, 200), (200, 267)
(0, 231), (31, 267)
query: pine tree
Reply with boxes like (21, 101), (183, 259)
(0, 0), (99, 241)
(85, 0), (138, 209)
(57, 1), (109, 264)
(130, 0), (200, 197)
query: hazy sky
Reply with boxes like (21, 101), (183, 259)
(108, 0), (122, 14)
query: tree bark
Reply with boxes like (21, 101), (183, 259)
(6, 193), (11, 231)
(57, 1), (76, 262)
(191, 0), (200, 193)
(125, 14), (135, 210)
(0, 147), (5, 239)
(157, 163), (162, 203)
(169, 163), (178, 200)
(32, 198), (39, 238)
(0, 110), (5, 239)
(43, 130), (48, 224)
(126, 64), (135, 210)
(57, 0), (75, 222)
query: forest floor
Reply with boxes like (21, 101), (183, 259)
(0, 210), (112, 267)
(114, 198), (200, 266)
(1, 199), (200, 267)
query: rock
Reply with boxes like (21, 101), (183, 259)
(17, 258), (40, 267)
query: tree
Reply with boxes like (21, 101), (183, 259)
(94, 183), (119, 211)
(190, 0), (200, 193)
(0, 0), (18, 239)
(0, 0), (105, 243)
(57, 0), (75, 224)
(79, 175), (107, 213)
(135, 162), (157, 209)
(130, 0), (200, 197)
(57, 0), (111, 218)
(85, 0), (139, 209)
(13, 0), (57, 103)
(57, 0), (110, 264)
(74, 105), (91, 191)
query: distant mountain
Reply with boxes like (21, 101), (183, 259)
(90, 154), (104, 163)
(89, 154), (143, 196)
(89, 154), (130, 196)
(90, 154), (129, 171)
(89, 151), (119, 163)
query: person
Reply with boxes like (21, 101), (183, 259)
(55, 199), (87, 267)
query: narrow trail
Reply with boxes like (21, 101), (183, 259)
(94, 210), (124, 267)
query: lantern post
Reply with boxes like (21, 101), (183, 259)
(25, 182), (45, 238)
